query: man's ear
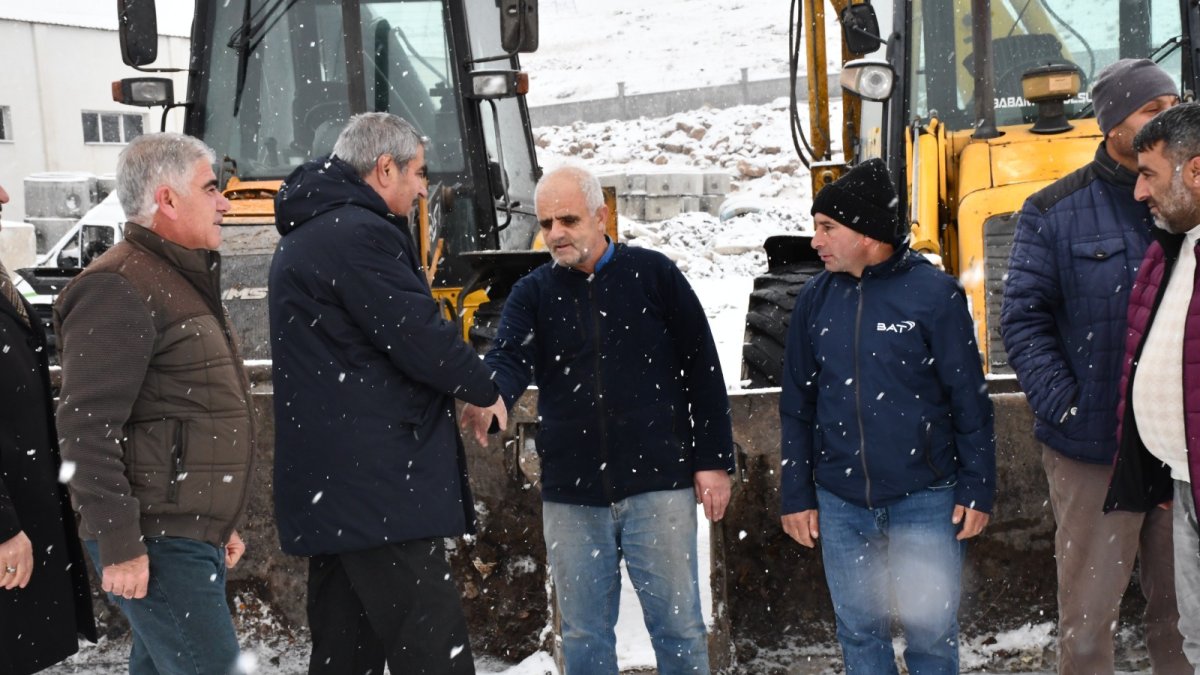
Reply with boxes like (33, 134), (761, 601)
(375, 155), (394, 186)
(1188, 155), (1200, 189)
(153, 184), (177, 221)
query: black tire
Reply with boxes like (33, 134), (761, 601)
(468, 298), (505, 354)
(740, 262), (823, 387)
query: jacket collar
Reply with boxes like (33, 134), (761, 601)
(123, 222), (223, 307)
(552, 238), (620, 281)
(124, 222), (219, 273)
(1093, 142), (1138, 191)
(0, 287), (35, 336)
(858, 244), (914, 279)
(1152, 223), (1187, 261)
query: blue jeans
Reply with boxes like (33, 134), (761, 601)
(542, 488), (708, 675)
(85, 537), (240, 675)
(816, 483), (965, 675)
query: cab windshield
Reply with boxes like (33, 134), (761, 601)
(197, 0), (464, 180)
(909, 0), (1183, 130)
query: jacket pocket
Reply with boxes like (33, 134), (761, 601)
(171, 415), (252, 522)
(392, 379), (438, 428)
(1070, 237), (1128, 298)
(166, 420), (186, 504)
(125, 419), (180, 511)
(921, 420), (944, 481)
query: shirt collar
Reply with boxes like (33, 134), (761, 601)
(593, 237), (615, 272)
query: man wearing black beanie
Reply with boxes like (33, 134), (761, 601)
(1001, 59), (1189, 674)
(780, 158), (996, 674)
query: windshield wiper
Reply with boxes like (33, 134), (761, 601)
(228, 0), (301, 115)
(1149, 34), (1184, 63)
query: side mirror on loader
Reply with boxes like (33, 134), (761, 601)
(117, 0), (159, 67)
(841, 2), (884, 56)
(500, 0), (539, 54)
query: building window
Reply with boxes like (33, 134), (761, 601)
(81, 111), (145, 144)
(0, 106), (11, 141)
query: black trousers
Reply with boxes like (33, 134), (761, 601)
(307, 539), (475, 675)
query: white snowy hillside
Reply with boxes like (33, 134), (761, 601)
(523, 0), (843, 106)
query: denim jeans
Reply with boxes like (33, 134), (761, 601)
(816, 482), (964, 675)
(542, 488), (708, 675)
(1173, 480), (1200, 673)
(85, 537), (240, 675)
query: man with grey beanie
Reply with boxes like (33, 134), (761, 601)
(1001, 58), (1188, 674)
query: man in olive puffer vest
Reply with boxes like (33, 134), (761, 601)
(55, 132), (254, 674)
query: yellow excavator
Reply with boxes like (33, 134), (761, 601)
(112, 0), (549, 357)
(742, 0), (1197, 385)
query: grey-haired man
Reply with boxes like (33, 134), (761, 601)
(55, 133), (252, 674)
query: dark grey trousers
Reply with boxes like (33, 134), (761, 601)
(307, 539), (475, 675)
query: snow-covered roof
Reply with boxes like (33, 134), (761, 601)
(0, 0), (192, 37)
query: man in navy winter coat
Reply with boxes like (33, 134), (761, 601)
(269, 113), (507, 675)
(780, 158), (995, 674)
(1000, 59), (1188, 675)
(461, 165), (734, 675)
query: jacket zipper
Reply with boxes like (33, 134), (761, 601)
(855, 281), (873, 509)
(207, 251), (256, 544)
(588, 282), (614, 501)
(922, 421), (943, 479)
(168, 420), (186, 503)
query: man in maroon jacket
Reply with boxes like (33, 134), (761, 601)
(1108, 101), (1200, 671)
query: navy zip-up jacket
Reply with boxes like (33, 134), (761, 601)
(269, 156), (499, 556)
(780, 247), (996, 514)
(1000, 144), (1153, 464)
(485, 243), (735, 506)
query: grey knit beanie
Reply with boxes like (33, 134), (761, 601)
(1091, 59), (1177, 135)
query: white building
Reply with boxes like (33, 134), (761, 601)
(0, 1), (192, 222)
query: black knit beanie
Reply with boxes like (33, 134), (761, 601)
(810, 158), (903, 245)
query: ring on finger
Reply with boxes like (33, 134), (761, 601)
(3, 565), (14, 574)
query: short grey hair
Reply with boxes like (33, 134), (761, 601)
(117, 133), (216, 224)
(536, 164), (604, 213)
(332, 112), (425, 177)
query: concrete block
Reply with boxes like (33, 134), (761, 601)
(643, 195), (685, 221)
(699, 195), (724, 216)
(617, 194), (646, 220)
(644, 170), (704, 196)
(26, 217), (76, 254)
(595, 171), (623, 190)
(0, 221), (37, 270)
(625, 173), (647, 192)
(24, 172), (98, 219)
(704, 172), (733, 195)
(680, 196), (701, 213)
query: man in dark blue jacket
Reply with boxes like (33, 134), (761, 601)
(461, 165), (734, 675)
(270, 112), (506, 675)
(780, 159), (995, 674)
(1000, 59), (1188, 675)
